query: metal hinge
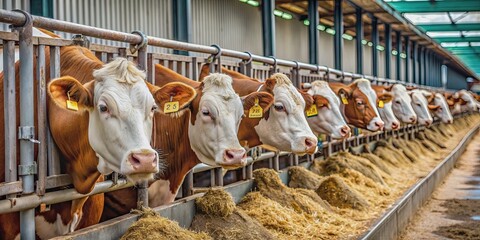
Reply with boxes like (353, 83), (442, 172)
(18, 126), (40, 144)
(71, 34), (91, 49)
(18, 161), (37, 176)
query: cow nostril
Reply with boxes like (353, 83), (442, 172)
(305, 139), (315, 148)
(225, 151), (234, 160)
(130, 156), (141, 166)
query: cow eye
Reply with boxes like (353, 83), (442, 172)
(274, 104), (285, 112)
(151, 105), (158, 112)
(356, 101), (363, 106)
(202, 109), (210, 116)
(416, 103), (421, 107)
(395, 100), (401, 104)
(99, 104), (108, 113)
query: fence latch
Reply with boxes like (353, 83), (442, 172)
(71, 34), (91, 49)
(18, 126), (40, 144)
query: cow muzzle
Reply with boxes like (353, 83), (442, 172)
(126, 150), (158, 174)
(221, 148), (247, 169)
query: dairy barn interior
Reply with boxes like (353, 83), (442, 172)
(0, 0), (480, 239)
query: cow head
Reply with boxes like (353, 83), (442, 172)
(48, 58), (160, 183)
(409, 90), (434, 127)
(254, 73), (318, 155)
(457, 90), (478, 112)
(335, 79), (384, 131)
(188, 73), (248, 169)
(372, 85), (399, 130)
(389, 84), (417, 124)
(429, 92), (453, 124)
(303, 81), (350, 139)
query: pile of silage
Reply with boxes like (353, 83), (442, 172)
(288, 166), (322, 190)
(120, 208), (211, 240)
(190, 189), (275, 240)
(316, 175), (369, 210)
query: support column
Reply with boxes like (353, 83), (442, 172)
(308, 0), (319, 64)
(262, 0), (275, 57)
(404, 36), (410, 83)
(172, 0), (191, 55)
(334, 0), (343, 70)
(419, 46), (423, 85)
(412, 41), (417, 84)
(384, 23), (391, 79)
(355, 7), (363, 74)
(422, 49), (427, 85)
(395, 31), (401, 81)
(371, 16), (378, 77)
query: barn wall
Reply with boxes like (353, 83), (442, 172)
(275, 17), (308, 62)
(447, 67), (468, 90)
(343, 38), (356, 73)
(319, 31), (334, 68)
(363, 44), (372, 76)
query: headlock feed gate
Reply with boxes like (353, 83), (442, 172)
(0, 8), (474, 240)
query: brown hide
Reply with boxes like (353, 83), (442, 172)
(0, 45), (105, 238)
(328, 81), (378, 129)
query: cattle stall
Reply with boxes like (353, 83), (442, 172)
(0, 7), (478, 240)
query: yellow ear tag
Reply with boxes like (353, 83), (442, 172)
(164, 96), (180, 114)
(66, 91), (78, 111)
(249, 98), (263, 118)
(378, 100), (384, 108)
(340, 94), (349, 105)
(306, 104), (318, 117)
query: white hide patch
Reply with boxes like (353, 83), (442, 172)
(148, 179), (177, 207)
(355, 79), (383, 130)
(35, 214), (78, 239)
(410, 90), (433, 125)
(391, 84), (417, 123)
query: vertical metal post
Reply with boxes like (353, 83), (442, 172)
(422, 48), (427, 85)
(273, 154), (279, 172)
(36, 45), (47, 196)
(384, 23), (391, 79)
(355, 7), (363, 74)
(412, 41), (417, 84)
(172, 0), (191, 56)
(371, 16), (378, 77)
(334, 0), (343, 70)
(418, 47), (423, 85)
(135, 39), (149, 208)
(404, 36), (410, 83)
(181, 171), (193, 197)
(395, 31), (401, 81)
(308, 0), (319, 64)
(215, 168), (224, 187)
(4, 40), (17, 196)
(426, 50), (430, 86)
(15, 10), (36, 240)
(48, 46), (61, 176)
(261, 0), (275, 57)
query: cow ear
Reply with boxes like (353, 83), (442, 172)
(384, 85), (393, 91)
(152, 82), (197, 113)
(447, 99), (455, 106)
(301, 82), (312, 90)
(428, 105), (440, 111)
(422, 91), (434, 103)
(242, 92), (274, 113)
(264, 77), (277, 92)
(297, 88), (314, 110)
(337, 88), (351, 99)
(313, 95), (330, 109)
(406, 86), (417, 91)
(198, 64), (211, 82)
(378, 93), (393, 103)
(48, 76), (94, 112)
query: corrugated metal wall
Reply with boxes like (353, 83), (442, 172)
(447, 67), (468, 90)
(343, 38), (356, 73)
(52, 0), (172, 53)
(276, 17), (308, 62)
(363, 45), (372, 76)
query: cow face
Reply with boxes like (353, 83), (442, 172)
(458, 90), (478, 112)
(429, 93), (453, 124)
(188, 73), (247, 169)
(410, 90), (434, 127)
(48, 58), (160, 183)
(255, 73), (317, 155)
(376, 92), (399, 130)
(336, 79), (384, 131)
(303, 81), (350, 139)
(390, 84), (417, 124)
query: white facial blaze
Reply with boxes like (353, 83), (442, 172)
(410, 90), (433, 126)
(356, 79), (384, 131)
(432, 93), (453, 123)
(188, 73), (246, 167)
(378, 101), (400, 130)
(306, 81), (348, 139)
(391, 84), (417, 123)
(88, 59), (159, 182)
(254, 74), (317, 155)
(458, 90), (478, 112)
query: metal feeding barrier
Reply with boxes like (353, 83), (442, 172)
(0, 8), (464, 239)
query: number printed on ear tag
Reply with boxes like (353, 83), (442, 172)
(306, 104), (318, 117)
(378, 100), (384, 108)
(249, 98), (263, 118)
(66, 100), (78, 111)
(164, 101), (179, 113)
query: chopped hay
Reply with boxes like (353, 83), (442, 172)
(190, 209), (275, 240)
(359, 152), (391, 174)
(424, 129), (448, 148)
(238, 192), (359, 240)
(120, 208), (211, 240)
(391, 138), (417, 163)
(316, 175), (369, 210)
(310, 152), (386, 185)
(288, 166), (322, 190)
(195, 189), (235, 217)
(253, 168), (331, 213)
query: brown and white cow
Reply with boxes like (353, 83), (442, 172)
(409, 89), (435, 126)
(199, 65), (318, 154)
(101, 64), (273, 219)
(371, 85), (399, 130)
(422, 91), (453, 124)
(328, 79), (384, 131)
(0, 30), (196, 239)
(384, 84), (417, 124)
(301, 81), (350, 139)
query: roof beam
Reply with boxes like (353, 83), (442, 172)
(434, 36), (480, 43)
(417, 23), (480, 32)
(389, 0), (480, 13)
